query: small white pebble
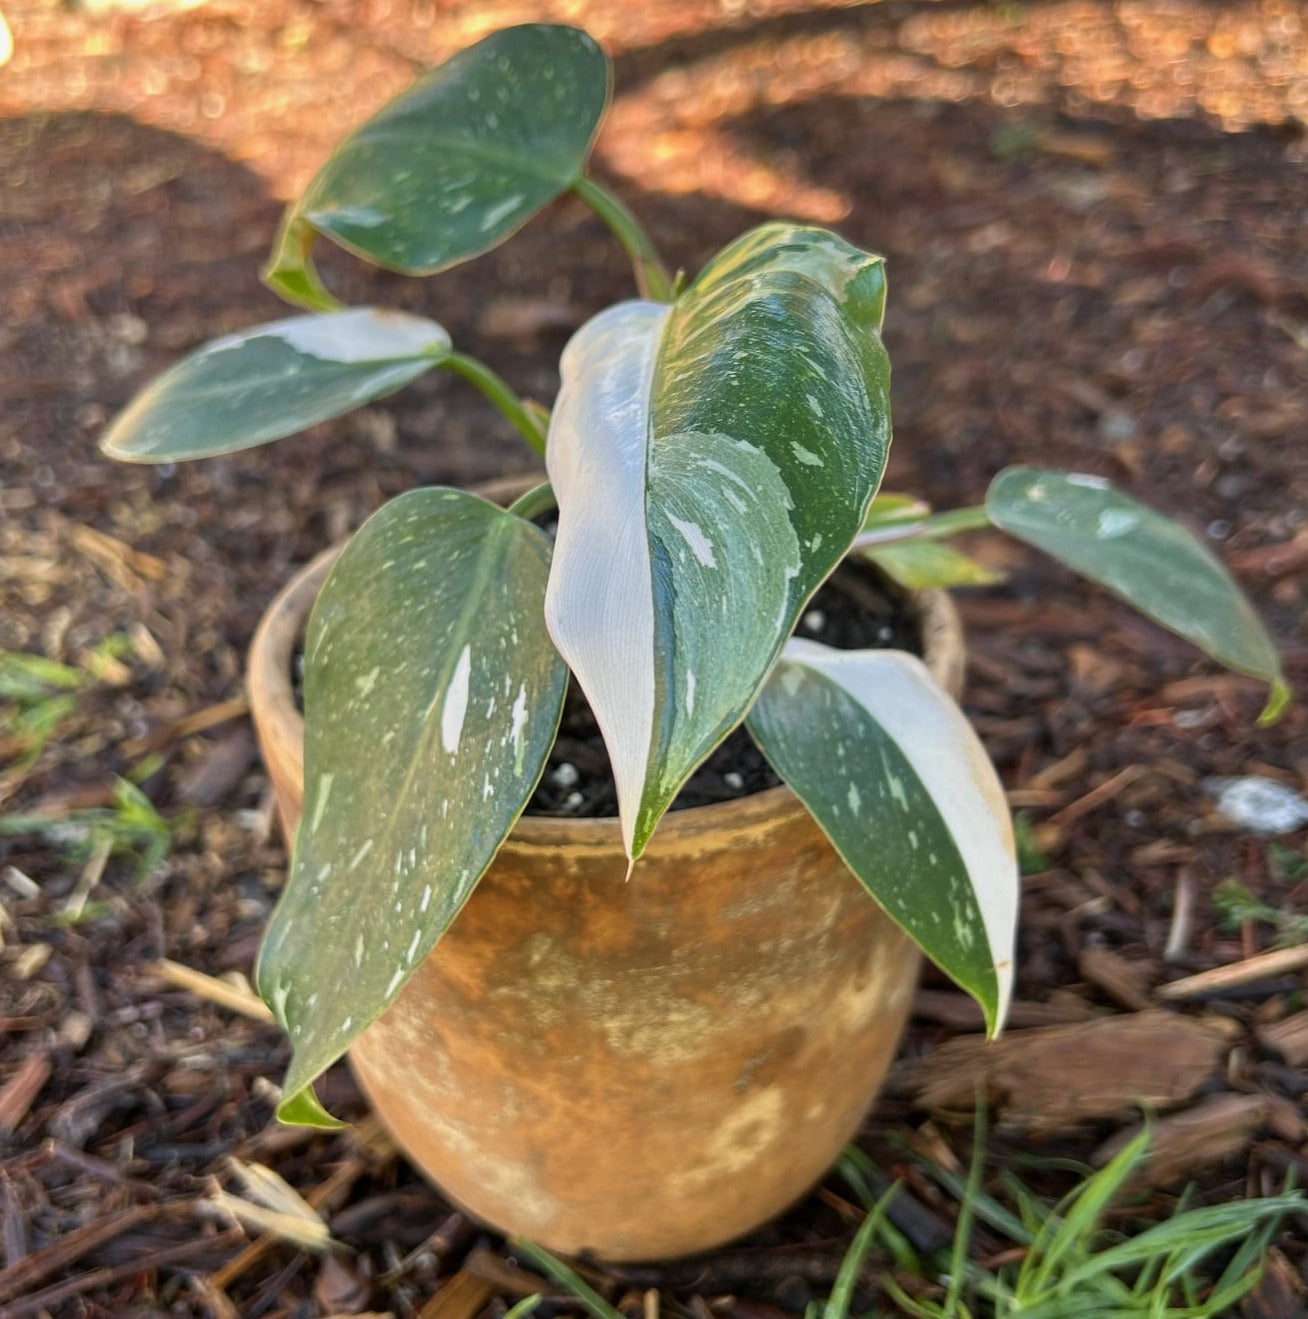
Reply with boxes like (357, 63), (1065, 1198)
(801, 609), (826, 633)
(877, 625), (894, 642)
(723, 772), (745, 791)
(563, 790), (584, 810)
(548, 762), (580, 789)
(1206, 776), (1308, 835)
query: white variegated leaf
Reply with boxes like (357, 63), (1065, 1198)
(265, 25), (609, 300)
(257, 487), (567, 1121)
(546, 223), (893, 858)
(988, 467), (1289, 723)
(747, 639), (1017, 1033)
(101, 308), (450, 462)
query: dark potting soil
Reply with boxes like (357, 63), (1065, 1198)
(530, 560), (922, 817)
(293, 558), (922, 817)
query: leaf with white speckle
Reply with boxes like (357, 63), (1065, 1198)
(988, 467), (1289, 723)
(100, 308), (450, 462)
(546, 223), (892, 860)
(265, 25), (609, 302)
(257, 487), (567, 1122)
(746, 640), (1017, 1034)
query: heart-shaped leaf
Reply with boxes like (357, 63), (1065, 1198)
(746, 639), (1018, 1034)
(545, 223), (892, 859)
(257, 487), (567, 1121)
(987, 467), (1288, 722)
(265, 24), (609, 301)
(101, 308), (450, 462)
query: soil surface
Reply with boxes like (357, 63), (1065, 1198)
(2, 1), (1308, 1316)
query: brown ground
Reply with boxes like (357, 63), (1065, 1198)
(2, 1), (1308, 1315)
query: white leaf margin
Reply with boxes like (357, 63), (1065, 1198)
(544, 299), (672, 858)
(779, 638), (1019, 1028)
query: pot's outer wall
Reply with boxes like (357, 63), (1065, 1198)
(248, 510), (964, 1262)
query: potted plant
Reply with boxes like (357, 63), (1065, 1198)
(100, 24), (1288, 1261)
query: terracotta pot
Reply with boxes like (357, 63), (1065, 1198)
(247, 484), (965, 1262)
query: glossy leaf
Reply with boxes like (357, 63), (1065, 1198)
(257, 488), (567, 1121)
(988, 467), (1288, 722)
(101, 309), (449, 462)
(863, 540), (1004, 592)
(265, 23), (609, 301)
(747, 639), (1018, 1033)
(545, 223), (892, 859)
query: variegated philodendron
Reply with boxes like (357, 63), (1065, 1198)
(101, 23), (1288, 1124)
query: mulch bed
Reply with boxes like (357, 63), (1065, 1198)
(2, 0), (1307, 1314)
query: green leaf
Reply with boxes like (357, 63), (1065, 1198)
(987, 467), (1288, 722)
(266, 23), (609, 297)
(101, 308), (450, 462)
(257, 487), (567, 1121)
(863, 540), (1004, 592)
(546, 223), (892, 859)
(275, 1086), (347, 1130)
(746, 640), (1017, 1033)
(859, 492), (930, 532)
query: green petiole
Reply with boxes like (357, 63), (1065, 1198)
(573, 175), (675, 303)
(442, 353), (549, 458)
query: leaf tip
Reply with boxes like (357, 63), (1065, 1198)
(1258, 678), (1292, 728)
(275, 1084), (347, 1130)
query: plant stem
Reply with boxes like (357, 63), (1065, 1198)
(442, 354), (547, 458)
(919, 505), (993, 539)
(506, 481), (557, 523)
(573, 176), (675, 302)
(849, 505), (992, 553)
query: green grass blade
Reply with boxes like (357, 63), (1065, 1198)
(511, 1239), (625, 1319)
(826, 1183), (900, 1319)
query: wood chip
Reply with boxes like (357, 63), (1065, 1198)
(176, 727), (257, 807)
(1078, 946), (1154, 1012)
(1046, 764), (1147, 829)
(122, 694), (250, 756)
(907, 1010), (1233, 1131)
(1157, 943), (1308, 1001)
(1163, 869), (1197, 962)
(0, 1203), (156, 1304)
(417, 1264), (496, 1319)
(153, 958), (274, 1023)
(1092, 1093), (1274, 1184)
(464, 1248), (552, 1298)
(0, 1049), (53, 1136)
(1259, 1010), (1308, 1067)
(1239, 1248), (1307, 1319)
(67, 523), (168, 587)
(1027, 745), (1089, 791)
(912, 990), (1096, 1031)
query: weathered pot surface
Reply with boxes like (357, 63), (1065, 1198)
(247, 485), (964, 1262)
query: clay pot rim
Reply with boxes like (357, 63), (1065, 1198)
(247, 479), (964, 854)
